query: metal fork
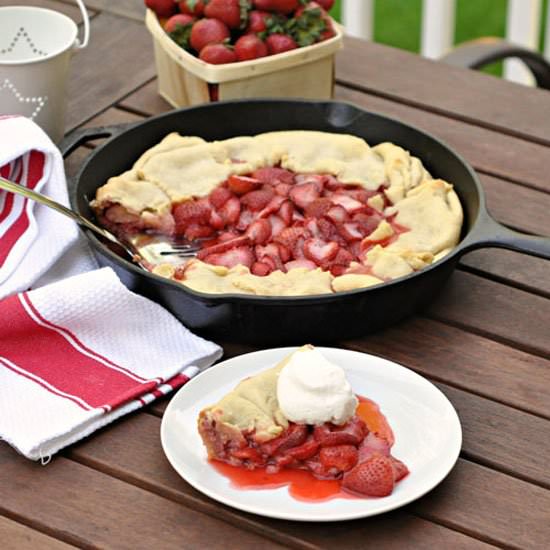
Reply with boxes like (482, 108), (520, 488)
(0, 176), (200, 270)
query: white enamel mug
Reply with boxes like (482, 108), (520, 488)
(0, 1), (90, 143)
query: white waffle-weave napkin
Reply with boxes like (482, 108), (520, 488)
(0, 267), (222, 461)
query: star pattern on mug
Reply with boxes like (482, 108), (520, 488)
(0, 79), (48, 121)
(0, 27), (48, 57)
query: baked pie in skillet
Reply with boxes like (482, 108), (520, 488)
(92, 131), (463, 295)
(197, 345), (409, 498)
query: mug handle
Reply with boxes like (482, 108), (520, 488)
(74, 0), (90, 49)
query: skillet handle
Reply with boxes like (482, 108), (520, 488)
(59, 123), (137, 158)
(462, 211), (550, 260)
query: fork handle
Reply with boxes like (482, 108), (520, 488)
(0, 175), (119, 246)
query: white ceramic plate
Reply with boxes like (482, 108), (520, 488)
(161, 347), (462, 522)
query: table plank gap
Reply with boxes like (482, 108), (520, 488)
(0, 447), (287, 550)
(336, 38), (550, 148)
(423, 271), (550, 359)
(64, 414), (501, 550)
(342, 317), (550, 420)
(457, 263), (550, 300)
(0, 514), (77, 549)
(334, 84), (550, 195)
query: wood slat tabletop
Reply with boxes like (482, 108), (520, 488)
(2, 2), (549, 549)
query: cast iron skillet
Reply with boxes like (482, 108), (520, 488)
(61, 100), (550, 344)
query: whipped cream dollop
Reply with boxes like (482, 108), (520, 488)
(276, 346), (358, 425)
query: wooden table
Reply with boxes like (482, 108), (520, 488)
(2, 2), (549, 548)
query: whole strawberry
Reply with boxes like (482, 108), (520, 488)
(234, 34), (268, 61)
(179, 0), (205, 16)
(246, 9), (271, 33)
(265, 33), (297, 54)
(145, 0), (177, 17)
(199, 43), (237, 64)
(204, 0), (243, 29)
(253, 0), (300, 15)
(164, 13), (195, 33)
(190, 18), (231, 52)
(342, 455), (395, 497)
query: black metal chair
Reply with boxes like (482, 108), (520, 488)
(440, 37), (550, 90)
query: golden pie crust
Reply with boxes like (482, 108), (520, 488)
(92, 131), (463, 295)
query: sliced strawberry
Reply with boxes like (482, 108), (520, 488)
(241, 188), (274, 211)
(227, 175), (262, 195)
(251, 261), (272, 276)
(209, 186), (234, 209)
(257, 195), (286, 218)
(357, 432), (391, 463)
(218, 196), (241, 225)
(304, 197), (332, 218)
(294, 174), (325, 192)
(245, 218), (271, 244)
(338, 222), (363, 242)
(289, 182), (320, 209)
(305, 218), (320, 238)
(252, 166), (295, 186)
(184, 223), (215, 240)
(320, 445), (359, 472)
(284, 258), (317, 271)
(278, 200), (294, 225)
(390, 456), (409, 482)
(173, 199), (211, 232)
(341, 186), (377, 203)
(282, 437), (319, 461)
(277, 243), (292, 263)
(208, 209), (225, 230)
(274, 226), (309, 250)
(353, 212), (383, 236)
(330, 194), (364, 213)
(236, 207), (255, 231)
(317, 217), (337, 241)
(313, 420), (365, 447)
(303, 238), (339, 265)
(230, 446), (265, 465)
(342, 455), (395, 497)
(202, 246), (254, 269)
(255, 243), (285, 272)
(259, 423), (308, 455)
(332, 247), (354, 266)
(197, 235), (251, 259)
(274, 183), (292, 197)
(268, 214), (285, 237)
(217, 230), (240, 241)
(325, 204), (348, 224)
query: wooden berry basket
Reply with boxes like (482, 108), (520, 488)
(145, 9), (344, 107)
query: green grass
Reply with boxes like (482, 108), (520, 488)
(329, 0), (549, 77)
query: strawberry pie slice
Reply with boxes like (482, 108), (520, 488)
(197, 345), (409, 498)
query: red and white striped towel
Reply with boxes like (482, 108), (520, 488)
(0, 117), (223, 460)
(0, 268), (222, 461)
(0, 116), (85, 300)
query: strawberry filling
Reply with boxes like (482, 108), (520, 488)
(199, 398), (409, 498)
(171, 168), (407, 275)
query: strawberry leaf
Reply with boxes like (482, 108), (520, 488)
(239, 0), (252, 30)
(286, 7), (326, 47)
(169, 23), (193, 51)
